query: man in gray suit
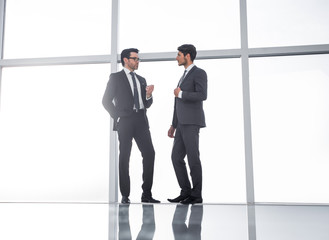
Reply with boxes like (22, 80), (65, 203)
(102, 48), (160, 204)
(168, 44), (208, 205)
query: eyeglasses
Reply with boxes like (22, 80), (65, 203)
(128, 57), (141, 62)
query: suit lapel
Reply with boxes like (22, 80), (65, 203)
(181, 66), (196, 86)
(120, 70), (134, 98)
(136, 73), (146, 101)
(121, 70), (146, 105)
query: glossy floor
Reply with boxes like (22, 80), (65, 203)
(0, 203), (328, 240)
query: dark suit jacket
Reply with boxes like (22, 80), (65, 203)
(102, 70), (152, 130)
(172, 66), (207, 128)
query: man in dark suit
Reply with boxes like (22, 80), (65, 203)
(168, 44), (207, 205)
(102, 48), (160, 204)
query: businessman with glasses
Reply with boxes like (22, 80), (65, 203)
(102, 48), (160, 204)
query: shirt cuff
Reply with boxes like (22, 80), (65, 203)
(178, 91), (183, 98)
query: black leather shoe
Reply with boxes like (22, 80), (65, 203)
(180, 196), (203, 205)
(167, 195), (189, 203)
(141, 194), (160, 203)
(121, 196), (130, 204)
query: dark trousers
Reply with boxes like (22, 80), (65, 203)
(171, 123), (202, 198)
(117, 111), (155, 198)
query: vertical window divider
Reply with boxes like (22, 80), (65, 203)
(0, 0), (6, 110)
(240, 0), (255, 204)
(109, 0), (119, 205)
(109, 1), (119, 238)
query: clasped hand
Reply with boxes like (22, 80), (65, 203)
(146, 85), (154, 98)
(174, 87), (181, 97)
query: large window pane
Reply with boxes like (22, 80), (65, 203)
(124, 59), (245, 203)
(4, 0), (111, 58)
(248, 0), (329, 47)
(250, 54), (329, 203)
(0, 64), (111, 202)
(120, 0), (240, 52)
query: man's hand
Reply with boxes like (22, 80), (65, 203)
(174, 87), (181, 97)
(146, 85), (154, 98)
(168, 125), (176, 138)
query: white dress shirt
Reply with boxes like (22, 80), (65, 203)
(178, 63), (195, 98)
(123, 67), (145, 109)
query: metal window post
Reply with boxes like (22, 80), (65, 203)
(0, 0), (6, 110)
(240, 0), (255, 204)
(109, 1), (119, 240)
(109, 0), (119, 204)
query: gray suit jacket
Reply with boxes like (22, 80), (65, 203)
(172, 66), (207, 128)
(102, 70), (152, 130)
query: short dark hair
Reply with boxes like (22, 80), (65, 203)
(120, 48), (139, 67)
(177, 44), (197, 62)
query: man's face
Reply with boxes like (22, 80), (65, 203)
(125, 52), (140, 71)
(176, 51), (188, 67)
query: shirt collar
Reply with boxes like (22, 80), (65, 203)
(123, 67), (133, 76)
(185, 63), (195, 73)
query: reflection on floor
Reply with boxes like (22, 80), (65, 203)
(0, 203), (329, 240)
(115, 204), (203, 240)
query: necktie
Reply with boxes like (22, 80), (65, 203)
(178, 70), (187, 87)
(129, 72), (140, 110)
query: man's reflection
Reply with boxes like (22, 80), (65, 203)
(172, 204), (203, 240)
(136, 205), (155, 240)
(119, 204), (131, 240)
(118, 204), (155, 240)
